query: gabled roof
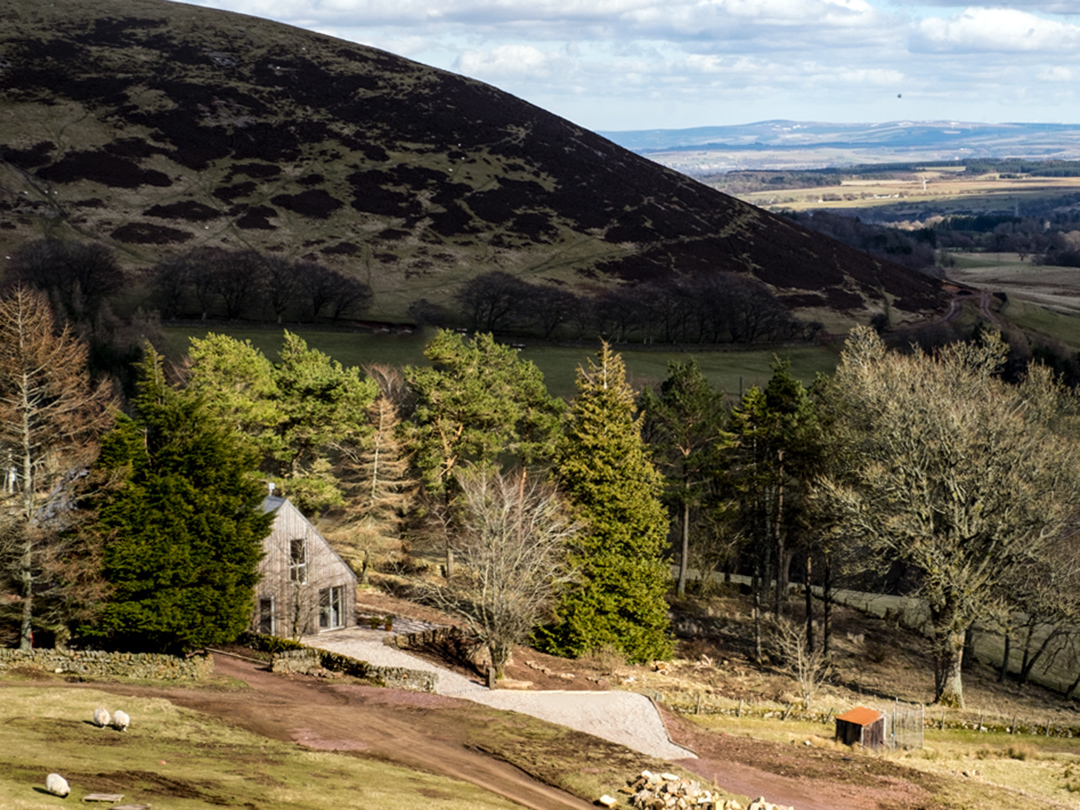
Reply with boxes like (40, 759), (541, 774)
(259, 495), (357, 583)
(836, 707), (884, 726)
(260, 494), (288, 515)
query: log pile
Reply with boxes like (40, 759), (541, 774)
(597, 770), (795, 810)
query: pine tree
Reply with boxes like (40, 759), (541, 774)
(729, 358), (821, 660)
(405, 330), (562, 576)
(186, 331), (377, 514)
(641, 359), (731, 598)
(538, 343), (672, 663)
(90, 348), (271, 653)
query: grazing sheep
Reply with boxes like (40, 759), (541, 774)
(111, 709), (129, 732)
(45, 772), (70, 797)
(93, 707), (110, 729)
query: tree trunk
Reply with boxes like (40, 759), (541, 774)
(823, 551), (832, 657)
(773, 460), (785, 617)
(962, 626), (976, 670)
(752, 559), (763, 665)
(804, 553), (814, 655)
(445, 545), (455, 580)
(19, 407), (34, 652)
(762, 540), (774, 617)
(1066, 667), (1080, 699)
(19, 531), (33, 651)
(676, 499), (689, 599)
(1019, 626), (1061, 686)
(933, 627), (966, 708)
(998, 634), (1011, 683)
(1020, 620), (1036, 679)
(489, 638), (511, 682)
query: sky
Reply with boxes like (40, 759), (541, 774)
(183, 0), (1080, 132)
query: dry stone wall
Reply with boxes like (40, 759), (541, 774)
(0, 649), (212, 680)
(271, 648), (437, 692)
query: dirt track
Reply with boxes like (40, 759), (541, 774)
(75, 654), (947, 810)
(95, 654), (594, 810)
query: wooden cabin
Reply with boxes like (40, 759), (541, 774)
(252, 495), (357, 638)
(835, 706), (886, 749)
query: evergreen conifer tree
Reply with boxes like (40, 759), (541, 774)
(90, 348), (271, 653)
(641, 359), (731, 598)
(538, 343), (672, 662)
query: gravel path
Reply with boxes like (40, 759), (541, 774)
(303, 627), (696, 761)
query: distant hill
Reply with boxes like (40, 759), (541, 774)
(601, 120), (1080, 173)
(0, 0), (949, 328)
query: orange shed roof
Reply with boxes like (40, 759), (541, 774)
(836, 707), (884, 726)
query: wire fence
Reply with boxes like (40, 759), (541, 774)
(872, 698), (925, 750)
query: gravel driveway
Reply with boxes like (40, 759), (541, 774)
(303, 627), (696, 761)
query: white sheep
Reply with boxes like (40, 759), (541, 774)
(92, 707), (110, 729)
(111, 709), (129, 732)
(45, 772), (70, 797)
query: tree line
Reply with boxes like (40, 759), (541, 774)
(449, 269), (818, 344)
(3, 285), (1080, 707)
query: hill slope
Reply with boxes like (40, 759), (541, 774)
(0, 0), (948, 325)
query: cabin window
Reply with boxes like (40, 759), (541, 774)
(289, 538), (307, 583)
(319, 586), (343, 629)
(258, 596), (275, 635)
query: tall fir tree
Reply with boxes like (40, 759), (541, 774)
(641, 359), (731, 599)
(729, 358), (821, 660)
(538, 343), (672, 663)
(90, 348), (271, 653)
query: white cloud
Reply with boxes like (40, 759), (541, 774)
(456, 44), (565, 77)
(912, 7), (1080, 52)
(1037, 65), (1075, 81)
(180, 0), (1080, 129)
(888, 0), (1080, 14)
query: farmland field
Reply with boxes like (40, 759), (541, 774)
(160, 325), (843, 399)
(736, 170), (1080, 216)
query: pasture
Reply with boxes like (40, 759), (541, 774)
(159, 325), (843, 399)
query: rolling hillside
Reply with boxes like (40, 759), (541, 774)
(0, 0), (949, 326)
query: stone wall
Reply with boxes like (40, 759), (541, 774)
(383, 626), (460, 650)
(272, 648), (437, 693)
(0, 648), (213, 680)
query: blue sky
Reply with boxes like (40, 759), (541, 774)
(182, 0), (1080, 132)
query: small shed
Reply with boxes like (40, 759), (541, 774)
(252, 495), (357, 638)
(835, 706), (886, 749)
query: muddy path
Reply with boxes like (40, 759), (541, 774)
(28, 653), (961, 810)
(90, 654), (593, 810)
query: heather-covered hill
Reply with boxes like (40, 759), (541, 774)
(0, 0), (948, 325)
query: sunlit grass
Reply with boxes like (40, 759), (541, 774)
(0, 686), (520, 810)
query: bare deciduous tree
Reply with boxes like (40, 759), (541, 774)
(0, 288), (112, 648)
(818, 326), (1080, 707)
(425, 465), (578, 680)
(770, 616), (832, 711)
(332, 366), (417, 580)
(455, 271), (528, 333)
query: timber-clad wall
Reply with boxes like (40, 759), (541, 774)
(254, 497), (357, 638)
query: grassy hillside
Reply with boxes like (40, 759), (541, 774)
(0, 0), (949, 328)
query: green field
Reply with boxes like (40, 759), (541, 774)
(160, 325), (844, 400)
(0, 686), (520, 810)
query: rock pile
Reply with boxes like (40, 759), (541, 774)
(598, 770), (795, 810)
